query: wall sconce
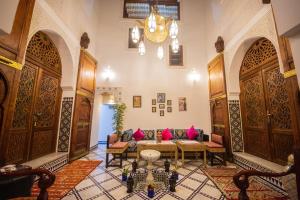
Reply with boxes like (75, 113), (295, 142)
(102, 65), (115, 80)
(188, 68), (201, 82)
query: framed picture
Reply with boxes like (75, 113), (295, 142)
(152, 99), (156, 105)
(133, 96), (141, 108)
(169, 45), (183, 66)
(128, 28), (144, 48)
(160, 110), (164, 116)
(178, 97), (187, 111)
(152, 107), (156, 113)
(167, 107), (172, 112)
(159, 104), (165, 109)
(167, 100), (172, 105)
(157, 93), (166, 103)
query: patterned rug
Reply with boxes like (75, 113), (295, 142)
(31, 160), (102, 200)
(203, 167), (289, 200)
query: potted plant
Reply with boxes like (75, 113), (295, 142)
(112, 103), (127, 138)
(122, 167), (129, 182)
(147, 183), (155, 198)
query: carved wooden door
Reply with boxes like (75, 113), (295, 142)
(70, 50), (96, 161)
(240, 38), (294, 164)
(262, 64), (294, 164)
(6, 31), (62, 163)
(240, 71), (271, 160)
(29, 69), (61, 159)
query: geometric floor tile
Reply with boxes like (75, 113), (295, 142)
(62, 145), (226, 200)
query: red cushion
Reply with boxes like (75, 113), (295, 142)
(162, 128), (173, 140)
(203, 141), (223, 148)
(133, 128), (144, 141)
(111, 141), (128, 149)
(186, 125), (198, 140)
(211, 134), (223, 145)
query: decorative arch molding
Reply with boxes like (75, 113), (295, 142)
(27, 31), (62, 74)
(27, 0), (81, 91)
(224, 6), (283, 97)
(240, 38), (277, 76)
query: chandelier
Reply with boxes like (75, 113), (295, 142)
(131, 4), (179, 59)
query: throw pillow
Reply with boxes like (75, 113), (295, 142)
(162, 128), (173, 140)
(133, 128), (144, 141)
(122, 129), (133, 142)
(186, 126), (198, 140)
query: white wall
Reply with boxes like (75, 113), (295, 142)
(272, 0), (300, 86)
(0, 0), (19, 35)
(92, 0), (211, 138)
(205, 0), (264, 62)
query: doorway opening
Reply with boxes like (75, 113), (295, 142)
(99, 92), (115, 144)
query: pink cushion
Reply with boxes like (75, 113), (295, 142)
(133, 128), (144, 141)
(212, 134), (223, 145)
(111, 141), (128, 149)
(109, 133), (118, 144)
(162, 128), (173, 140)
(186, 126), (198, 140)
(203, 141), (223, 148)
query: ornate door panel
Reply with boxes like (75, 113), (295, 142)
(208, 54), (226, 99)
(240, 71), (271, 160)
(71, 96), (92, 158)
(30, 70), (61, 159)
(70, 50), (96, 161)
(8, 63), (38, 163)
(262, 64), (294, 164)
(240, 38), (296, 165)
(2, 31), (62, 163)
(208, 54), (231, 158)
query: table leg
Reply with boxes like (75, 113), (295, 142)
(181, 150), (185, 166)
(175, 149), (178, 167)
(203, 150), (207, 168)
(137, 149), (140, 161)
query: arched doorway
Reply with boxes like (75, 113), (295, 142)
(239, 38), (294, 165)
(11, 31), (62, 161)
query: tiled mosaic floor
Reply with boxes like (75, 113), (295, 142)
(63, 145), (226, 200)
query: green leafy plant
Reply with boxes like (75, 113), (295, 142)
(112, 103), (127, 136)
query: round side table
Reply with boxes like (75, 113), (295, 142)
(140, 149), (161, 184)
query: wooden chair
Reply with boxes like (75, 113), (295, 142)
(203, 133), (226, 166)
(106, 134), (128, 168)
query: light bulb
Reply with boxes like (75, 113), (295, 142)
(157, 46), (164, 60)
(148, 12), (157, 33)
(169, 20), (178, 39)
(138, 41), (146, 56)
(131, 26), (140, 43)
(171, 38), (179, 53)
(188, 68), (201, 82)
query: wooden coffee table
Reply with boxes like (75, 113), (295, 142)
(176, 140), (207, 167)
(137, 140), (178, 165)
